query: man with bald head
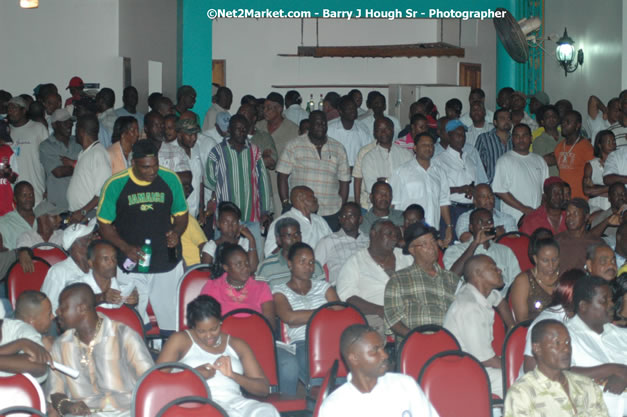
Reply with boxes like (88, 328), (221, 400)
(444, 254), (510, 397)
(47, 283), (153, 417)
(319, 324), (439, 417)
(505, 319), (609, 417)
(264, 186), (332, 256)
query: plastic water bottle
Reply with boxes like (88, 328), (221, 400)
(137, 239), (152, 273)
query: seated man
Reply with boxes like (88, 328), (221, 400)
(444, 255), (512, 397)
(556, 199), (604, 272)
(41, 222), (95, 312)
(337, 219), (413, 336)
(443, 208), (521, 296)
(384, 223), (460, 341)
(590, 182), (626, 246)
(567, 276), (627, 417)
(319, 324), (439, 417)
(257, 218), (326, 288)
(47, 283), (154, 417)
(585, 242), (618, 282)
(71, 240), (138, 309)
(505, 319), (609, 417)
(264, 186), (332, 256)
(0, 181), (37, 250)
(0, 291), (53, 383)
(359, 181), (404, 235)
(315, 202), (369, 285)
(16, 200), (65, 248)
(519, 176), (567, 236)
(455, 183), (517, 243)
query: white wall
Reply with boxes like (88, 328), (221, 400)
(211, 18), (444, 112)
(544, 0), (623, 114)
(118, 0), (178, 113)
(623, 0), (627, 88)
(436, 19), (498, 111)
(0, 0), (122, 105)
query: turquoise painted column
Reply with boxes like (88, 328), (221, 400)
(495, 0), (517, 95)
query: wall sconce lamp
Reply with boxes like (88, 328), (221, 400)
(556, 28), (583, 76)
(19, 0), (38, 8)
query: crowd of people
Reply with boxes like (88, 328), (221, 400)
(0, 78), (626, 417)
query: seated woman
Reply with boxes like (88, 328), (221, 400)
(522, 268), (584, 373)
(272, 242), (340, 395)
(201, 202), (258, 272)
(509, 237), (560, 322)
(200, 244), (274, 329)
(158, 295), (280, 417)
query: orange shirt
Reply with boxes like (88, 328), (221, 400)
(554, 138), (594, 199)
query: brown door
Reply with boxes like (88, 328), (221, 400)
(212, 60), (226, 86)
(459, 63), (481, 89)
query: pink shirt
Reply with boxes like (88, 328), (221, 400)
(200, 273), (272, 314)
(394, 133), (415, 151)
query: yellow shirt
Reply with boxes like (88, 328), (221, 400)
(181, 215), (207, 267)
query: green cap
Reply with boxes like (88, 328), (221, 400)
(176, 118), (201, 134)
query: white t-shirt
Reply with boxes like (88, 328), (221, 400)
(491, 151), (549, 222)
(319, 372), (440, 417)
(604, 147), (627, 177)
(0, 319), (46, 383)
(10, 120), (49, 204)
(201, 237), (250, 260)
(326, 119), (372, 166)
(337, 248), (413, 305)
(390, 159), (451, 227)
(67, 141), (112, 211)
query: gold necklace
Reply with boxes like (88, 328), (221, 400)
(78, 318), (103, 367)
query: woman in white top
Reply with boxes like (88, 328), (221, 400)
(583, 130), (617, 212)
(201, 202), (258, 271)
(272, 242), (339, 395)
(157, 295), (279, 417)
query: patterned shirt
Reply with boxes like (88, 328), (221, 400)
(474, 128), (513, 183)
(314, 229), (369, 285)
(206, 139), (272, 222)
(504, 369), (609, 417)
(384, 263), (460, 336)
(276, 134), (351, 216)
(45, 314), (154, 411)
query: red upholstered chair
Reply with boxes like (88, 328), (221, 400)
(418, 350), (493, 417)
(221, 309), (307, 412)
(306, 302), (367, 389)
(131, 362), (210, 417)
(501, 320), (531, 397)
(491, 310), (507, 357)
(96, 305), (145, 339)
(496, 232), (532, 272)
(31, 242), (68, 266)
(0, 373), (46, 415)
(7, 257), (50, 309)
(396, 325), (461, 380)
(155, 396), (228, 417)
(312, 360), (339, 417)
(0, 407), (46, 417)
(176, 265), (211, 331)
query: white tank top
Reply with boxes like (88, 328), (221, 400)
(180, 332), (244, 401)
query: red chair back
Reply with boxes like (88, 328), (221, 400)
(418, 351), (493, 417)
(0, 374), (46, 415)
(501, 320), (531, 396)
(156, 396), (228, 417)
(176, 265), (211, 331)
(131, 362), (210, 417)
(0, 407), (46, 417)
(7, 258), (50, 309)
(96, 305), (145, 339)
(31, 243), (68, 266)
(491, 311), (506, 357)
(397, 325), (461, 380)
(312, 360), (339, 417)
(221, 309), (279, 386)
(306, 302), (367, 383)
(496, 232), (532, 272)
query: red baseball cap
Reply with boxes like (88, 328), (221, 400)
(66, 76), (84, 89)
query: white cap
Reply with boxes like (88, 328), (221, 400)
(62, 219), (96, 251)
